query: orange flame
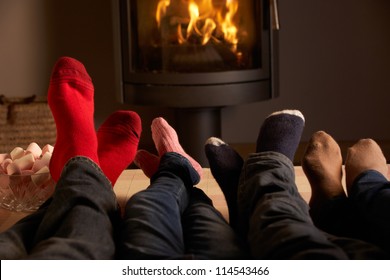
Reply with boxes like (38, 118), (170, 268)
(219, 0), (238, 48)
(156, 0), (239, 51)
(156, 0), (171, 28)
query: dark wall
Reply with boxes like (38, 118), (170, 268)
(1, 0), (390, 150)
(223, 0), (390, 143)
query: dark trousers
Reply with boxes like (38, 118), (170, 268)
(0, 153), (246, 259)
(0, 157), (119, 259)
(117, 152), (247, 259)
(237, 151), (389, 259)
(349, 170), (390, 253)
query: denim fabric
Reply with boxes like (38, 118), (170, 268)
(182, 188), (248, 259)
(118, 152), (246, 259)
(0, 200), (49, 259)
(237, 152), (388, 259)
(0, 157), (120, 259)
(349, 170), (390, 253)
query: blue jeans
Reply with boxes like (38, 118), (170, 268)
(0, 153), (246, 259)
(349, 170), (390, 253)
(0, 157), (119, 259)
(117, 152), (247, 259)
(237, 152), (388, 259)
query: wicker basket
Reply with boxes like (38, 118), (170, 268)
(0, 95), (56, 153)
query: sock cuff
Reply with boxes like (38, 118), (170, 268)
(205, 137), (226, 147)
(268, 109), (305, 122)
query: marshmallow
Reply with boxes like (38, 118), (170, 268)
(14, 153), (36, 171)
(21, 169), (34, 176)
(1, 143), (54, 188)
(1, 158), (13, 173)
(32, 152), (51, 173)
(0, 153), (10, 165)
(31, 166), (51, 186)
(6, 162), (21, 175)
(10, 147), (25, 160)
(26, 142), (42, 159)
(42, 144), (54, 156)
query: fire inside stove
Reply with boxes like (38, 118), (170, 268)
(133, 0), (261, 73)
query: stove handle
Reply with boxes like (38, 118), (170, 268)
(270, 0), (280, 30)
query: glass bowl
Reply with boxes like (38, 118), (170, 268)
(0, 172), (55, 212)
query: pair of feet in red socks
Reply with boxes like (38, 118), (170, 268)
(48, 57), (202, 186)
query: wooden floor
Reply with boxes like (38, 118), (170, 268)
(0, 167), (312, 233)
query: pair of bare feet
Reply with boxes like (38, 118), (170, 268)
(302, 131), (388, 215)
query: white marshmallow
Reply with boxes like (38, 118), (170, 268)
(32, 152), (52, 173)
(32, 166), (51, 186)
(14, 153), (35, 171)
(21, 170), (34, 176)
(10, 147), (25, 160)
(26, 142), (42, 159)
(0, 153), (10, 165)
(6, 162), (21, 175)
(42, 144), (54, 156)
(1, 158), (13, 172)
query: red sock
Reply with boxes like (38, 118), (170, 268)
(48, 57), (99, 182)
(134, 149), (160, 178)
(97, 111), (142, 186)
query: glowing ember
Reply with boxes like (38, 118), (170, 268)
(155, 0), (240, 52)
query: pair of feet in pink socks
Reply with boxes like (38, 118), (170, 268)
(48, 57), (202, 186)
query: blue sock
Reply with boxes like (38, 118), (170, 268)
(256, 110), (305, 162)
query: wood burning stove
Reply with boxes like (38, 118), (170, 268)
(119, 0), (279, 164)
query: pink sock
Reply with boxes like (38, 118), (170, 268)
(152, 117), (203, 178)
(97, 111), (142, 186)
(48, 57), (99, 182)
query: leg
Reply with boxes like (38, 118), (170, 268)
(97, 111), (142, 186)
(345, 139), (390, 252)
(28, 157), (120, 259)
(238, 110), (349, 259)
(240, 152), (349, 259)
(204, 137), (243, 230)
(182, 187), (248, 259)
(132, 117), (245, 259)
(302, 131), (358, 238)
(0, 202), (49, 259)
(20, 57), (139, 259)
(48, 57), (99, 182)
(135, 117), (203, 179)
(48, 57), (142, 185)
(118, 152), (200, 259)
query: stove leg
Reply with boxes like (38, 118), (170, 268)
(174, 107), (221, 167)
